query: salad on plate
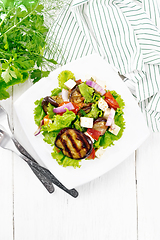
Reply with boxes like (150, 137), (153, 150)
(34, 70), (125, 168)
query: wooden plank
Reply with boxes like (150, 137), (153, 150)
(136, 133), (160, 240)
(13, 153), (137, 240)
(0, 99), (13, 240)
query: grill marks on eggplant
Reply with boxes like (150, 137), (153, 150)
(55, 128), (93, 159)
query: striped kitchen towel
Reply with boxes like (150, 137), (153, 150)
(45, 0), (160, 131)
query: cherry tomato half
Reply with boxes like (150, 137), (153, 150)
(71, 102), (80, 114)
(86, 148), (95, 160)
(104, 91), (120, 110)
(87, 128), (101, 141)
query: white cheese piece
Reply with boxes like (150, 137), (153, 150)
(95, 79), (107, 90)
(80, 117), (93, 128)
(85, 75), (107, 89)
(44, 118), (52, 125)
(103, 108), (111, 119)
(84, 132), (94, 143)
(108, 124), (121, 136)
(98, 98), (108, 112)
(95, 147), (106, 158)
(64, 79), (76, 89)
(61, 88), (69, 101)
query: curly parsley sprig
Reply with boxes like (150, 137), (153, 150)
(0, 0), (69, 100)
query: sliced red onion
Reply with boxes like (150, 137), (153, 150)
(62, 88), (69, 101)
(86, 80), (106, 96)
(53, 102), (74, 114)
(34, 119), (44, 136)
(34, 127), (41, 136)
(106, 108), (115, 126)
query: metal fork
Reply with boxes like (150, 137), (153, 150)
(0, 105), (55, 193)
(0, 129), (78, 198)
(0, 105), (78, 198)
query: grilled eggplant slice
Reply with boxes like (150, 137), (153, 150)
(69, 86), (84, 104)
(93, 117), (108, 135)
(42, 96), (59, 114)
(55, 128), (93, 159)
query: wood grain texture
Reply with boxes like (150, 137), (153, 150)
(136, 133), (160, 240)
(0, 148), (13, 240)
(13, 155), (137, 240)
(0, 99), (13, 240)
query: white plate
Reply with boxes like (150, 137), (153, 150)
(14, 54), (150, 189)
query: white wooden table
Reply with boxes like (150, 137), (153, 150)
(0, 81), (160, 240)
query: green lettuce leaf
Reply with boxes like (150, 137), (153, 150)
(51, 147), (81, 168)
(34, 98), (45, 126)
(42, 109), (76, 132)
(42, 130), (59, 146)
(86, 103), (103, 119)
(94, 92), (125, 149)
(92, 92), (102, 102)
(47, 103), (55, 119)
(78, 82), (94, 103)
(51, 87), (61, 96)
(72, 116), (85, 132)
(58, 70), (75, 89)
(94, 116), (125, 149)
(94, 133), (114, 149)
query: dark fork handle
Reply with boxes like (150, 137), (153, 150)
(30, 163), (79, 198)
(30, 167), (55, 193)
(12, 137), (55, 194)
(13, 137), (78, 198)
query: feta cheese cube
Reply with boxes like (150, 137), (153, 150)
(64, 79), (76, 89)
(95, 147), (106, 158)
(108, 124), (121, 135)
(85, 132), (94, 142)
(103, 108), (111, 119)
(61, 88), (69, 101)
(98, 98), (108, 112)
(80, 117), (93, 128)
(85, 75), (107, 89)
(95, 79), (107, 90)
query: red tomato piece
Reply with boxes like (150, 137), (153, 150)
(86, 148), (95, 160)
(43, 115), (51, 125)
(76, 79), (82, 84)
(104, 91), (120, 110)
(59, 101), (69, 107)
(58, 101), (79, 114)
(87, 128), (101, 141)
(71, 102), (80, 114)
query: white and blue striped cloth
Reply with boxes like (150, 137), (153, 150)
(46, 0), (160, 131)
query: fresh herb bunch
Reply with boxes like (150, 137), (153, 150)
(0, 0), (68, 100)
